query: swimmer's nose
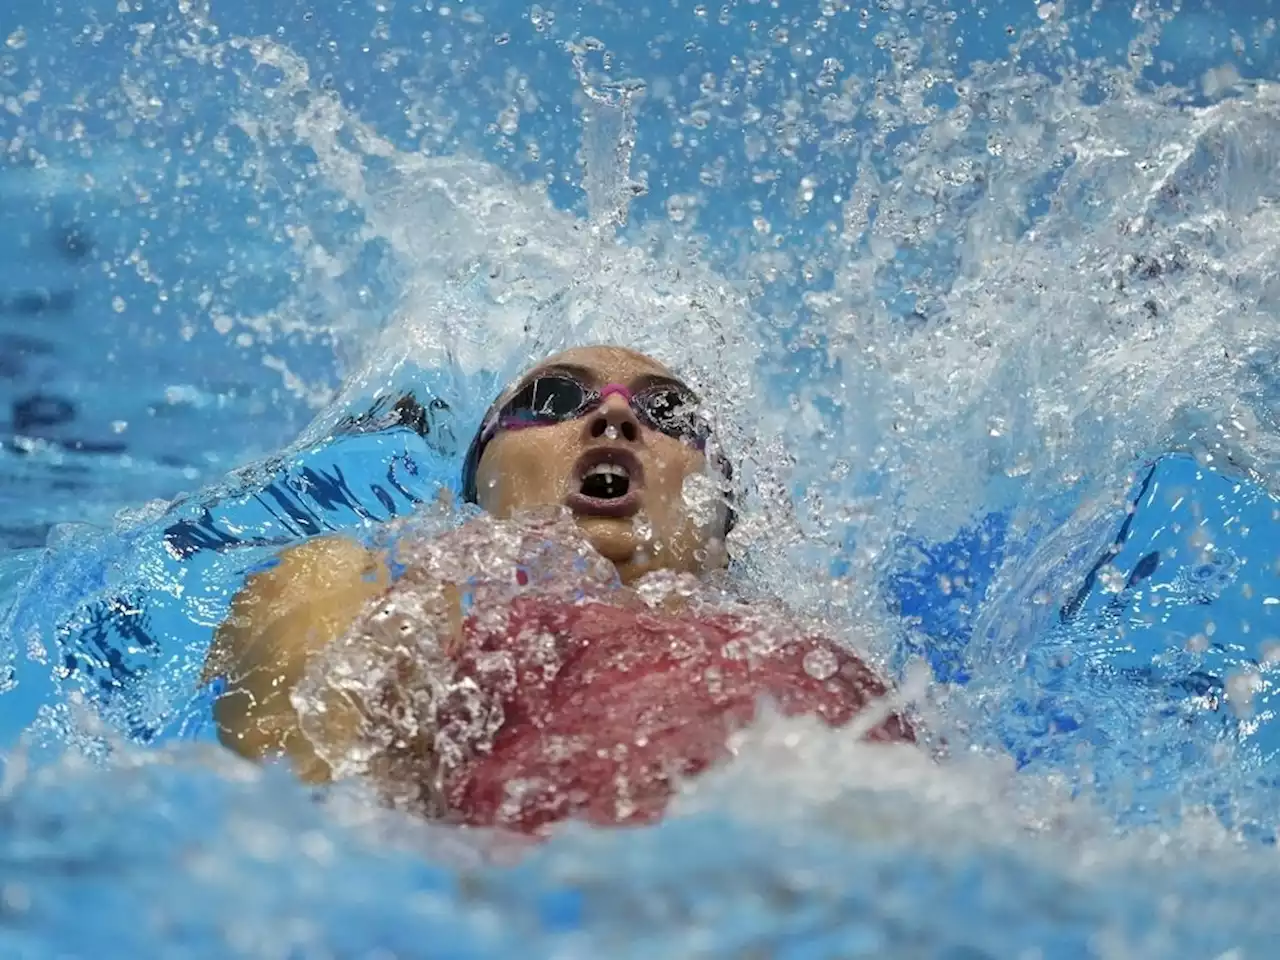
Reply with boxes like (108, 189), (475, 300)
(585, 393), (641, 444)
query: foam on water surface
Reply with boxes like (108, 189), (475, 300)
(5, 0), (1280, 955)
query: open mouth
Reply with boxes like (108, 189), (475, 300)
(579, 462), (631, 500)
(566, 449), (643, 518)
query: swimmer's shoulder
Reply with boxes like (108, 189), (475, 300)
(202, 535), (392, 778)
(204, 529), (477, 779)
(202, 535), (388, 685)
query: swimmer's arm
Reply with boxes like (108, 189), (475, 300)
(201, 536), (393, 782)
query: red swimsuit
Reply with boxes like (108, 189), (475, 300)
(429, 594), (915, 834)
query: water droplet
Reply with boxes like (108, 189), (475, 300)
(632, 513), (654, 543)
(666, 193), (697, 224)
(1226, 668), (1264, 719)
(1098, 565), (1126, 594)
(802, 647), (839, 681)
(681, 472), (719, 529)
(529, 4), (554, 32)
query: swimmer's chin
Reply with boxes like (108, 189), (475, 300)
(573, 515), (639, 564)
(576, 516), (669, 582)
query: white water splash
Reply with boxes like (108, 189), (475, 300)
(9, 6), (1280, 950)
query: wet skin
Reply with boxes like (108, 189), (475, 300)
(471, 345), (729, 583)
(203, 346), (729, 779)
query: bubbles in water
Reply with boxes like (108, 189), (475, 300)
(1226, 667), (1264, 719)
(294, 510), (617, 811)
(15, 0), (1280, 949)
(680, 471), (720, 531)
(496, 107), (519, 135)
(1098, 565), (1127, 594)
(289, 507), (903, 831)
(528, 5), (554, 33)
(633, 569), (701, 610)
(665, 193), (698, 225)
(1170, 548), (1241, 604)
(1036, 2), (1061, 23)
(630, 512), (653, 543)
(802, 647), (839, 681)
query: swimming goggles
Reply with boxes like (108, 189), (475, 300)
(460, 372), (710, 502)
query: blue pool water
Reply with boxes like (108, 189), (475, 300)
(6, 0), (1280, 955)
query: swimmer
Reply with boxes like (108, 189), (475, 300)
(203, 346), (915, 835)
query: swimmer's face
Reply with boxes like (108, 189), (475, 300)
(473, 346), (728, 583)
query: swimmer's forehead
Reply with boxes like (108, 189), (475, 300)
(532, 346), (676, 384)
